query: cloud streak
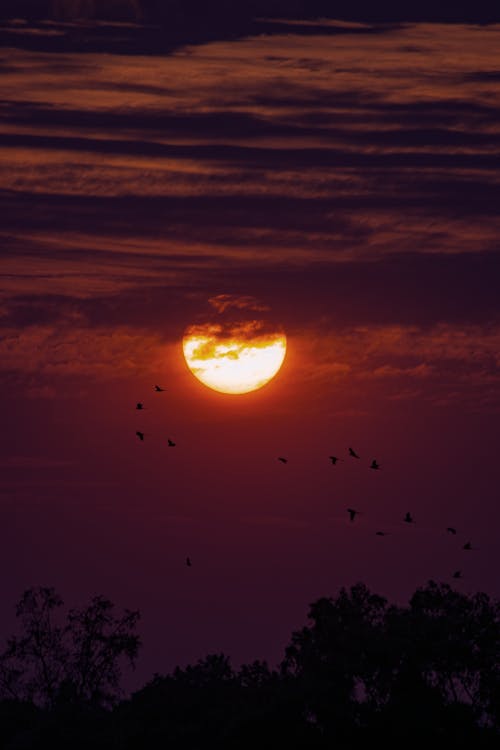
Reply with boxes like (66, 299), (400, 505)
(1, 23), (499, 405)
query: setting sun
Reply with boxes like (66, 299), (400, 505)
(183, 324), (287, 394)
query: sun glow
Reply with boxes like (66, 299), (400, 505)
(183, 327), (287, 394)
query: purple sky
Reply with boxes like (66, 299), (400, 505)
(1, 18), (499, 689)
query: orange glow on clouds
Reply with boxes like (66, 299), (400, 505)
(182, 323), (286, 394)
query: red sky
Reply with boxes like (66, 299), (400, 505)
(0, 18), (499, 688)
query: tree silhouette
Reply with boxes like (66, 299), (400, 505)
(281, 583), (389, 741)
(403, 582), (500, 730)
(0, 587), (140, 709)
(0, 581), (498, 746)
(0, 588), (67, 707)
(280, 581), (500, 742)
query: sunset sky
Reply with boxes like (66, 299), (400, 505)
(1, 13), (499, 688)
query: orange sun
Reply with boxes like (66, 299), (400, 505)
(183, 323), (287, 394)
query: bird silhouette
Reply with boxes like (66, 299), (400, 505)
(167, 439), (176, 447)
(136, 431), (144, 441)
(446, 527), (457, 535)
(347, 508), (359, 522)
(348, 447), (360, 459)
(329, 456), (342, 465)
(136, 402), (144, 410)
(404, 512), (414, 524)
(278, 457), (288, 464)
(375, 531), (388, 536)
(370, 459), (380, 470)
(154, 385), (165, 392)
(452, 570), (463, 579)
(186, 557), (192, 567)
(463, 541), (473, 551)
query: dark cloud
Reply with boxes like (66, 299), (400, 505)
(4, 131), (500, 176)
(195, 252), (500, 329)
(3, 99), (500, 151)
(2, 250), (499, 334)
(462, 70), (500, 82)
(1, 101), (310, 136)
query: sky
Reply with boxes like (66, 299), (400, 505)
(1, 16), (500, 689)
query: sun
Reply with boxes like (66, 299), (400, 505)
(182, 323), (287, 394)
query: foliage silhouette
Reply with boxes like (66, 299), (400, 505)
(0, 586), (140, 709)
(0, 581), (498, 747)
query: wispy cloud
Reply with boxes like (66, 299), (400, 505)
(0, 23), (499, 411)
(0, 325), (168, 379)
(208, 294), (269, 314)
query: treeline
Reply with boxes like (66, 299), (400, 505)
(0, 581), (499, 747)
(0, 0), (499, 24)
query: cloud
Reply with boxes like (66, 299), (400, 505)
(371, 363), (433, 378)
(183, 320), (285, 362)
(0, 325), (169, 380)
(289, 322), (500, 411)
(1, 23), (499, 414)
(208, 294), (270, 314)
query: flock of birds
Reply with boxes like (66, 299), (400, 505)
(279, 446), (475, 581)
(135, 386), (474, 580)
(279, 448), (380, 471)
(134, 386), (176, 446)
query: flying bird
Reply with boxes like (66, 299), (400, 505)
(329, 456), (342, 465)
(167, 439), (176, 447)
(463, 541), (473, 551)
(370, 460), (381, 470)
(452, 570), (463, 579)
(348, 448), (360, 459)
(347, 508), (359, 522)
(136, 402), (144, 410)
(278, 457), (288, 464)
(186, 557), (192, 567)
(375, 531), (389, 536)
(446, 527), (457, 535)
(154, 385), (165, 392)
(136, 431), (144, 441)
(404, 512), (414, 524)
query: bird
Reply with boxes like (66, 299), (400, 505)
(370, 460), (381, 470)
(278, 457), (288, 464)
(136, 402), (144, 410)
(167, 439), (176, 447)
(347, 508), (359, 522)
(375, 531), (388, 536)
(154, 385), (165, 392)
(348, 447), (360, 459)
(463, 541), (473, 551)
(136, 431), (144, 441)
(329, 456), (342, 465)
(186, 557), (192, 567)
(404, 512), (414, 524)
(446, 527), (457, 535)
(452, 570), (462, 579)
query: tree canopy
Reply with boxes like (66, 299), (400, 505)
(0, 581), (498, 747)
(0, 586), (140, 709)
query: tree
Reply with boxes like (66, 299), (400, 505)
(280, 581), (500, 741)
(0, 587), (140, 708)
(282, 582), (389, 738)
(403, 581), (500, 728)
